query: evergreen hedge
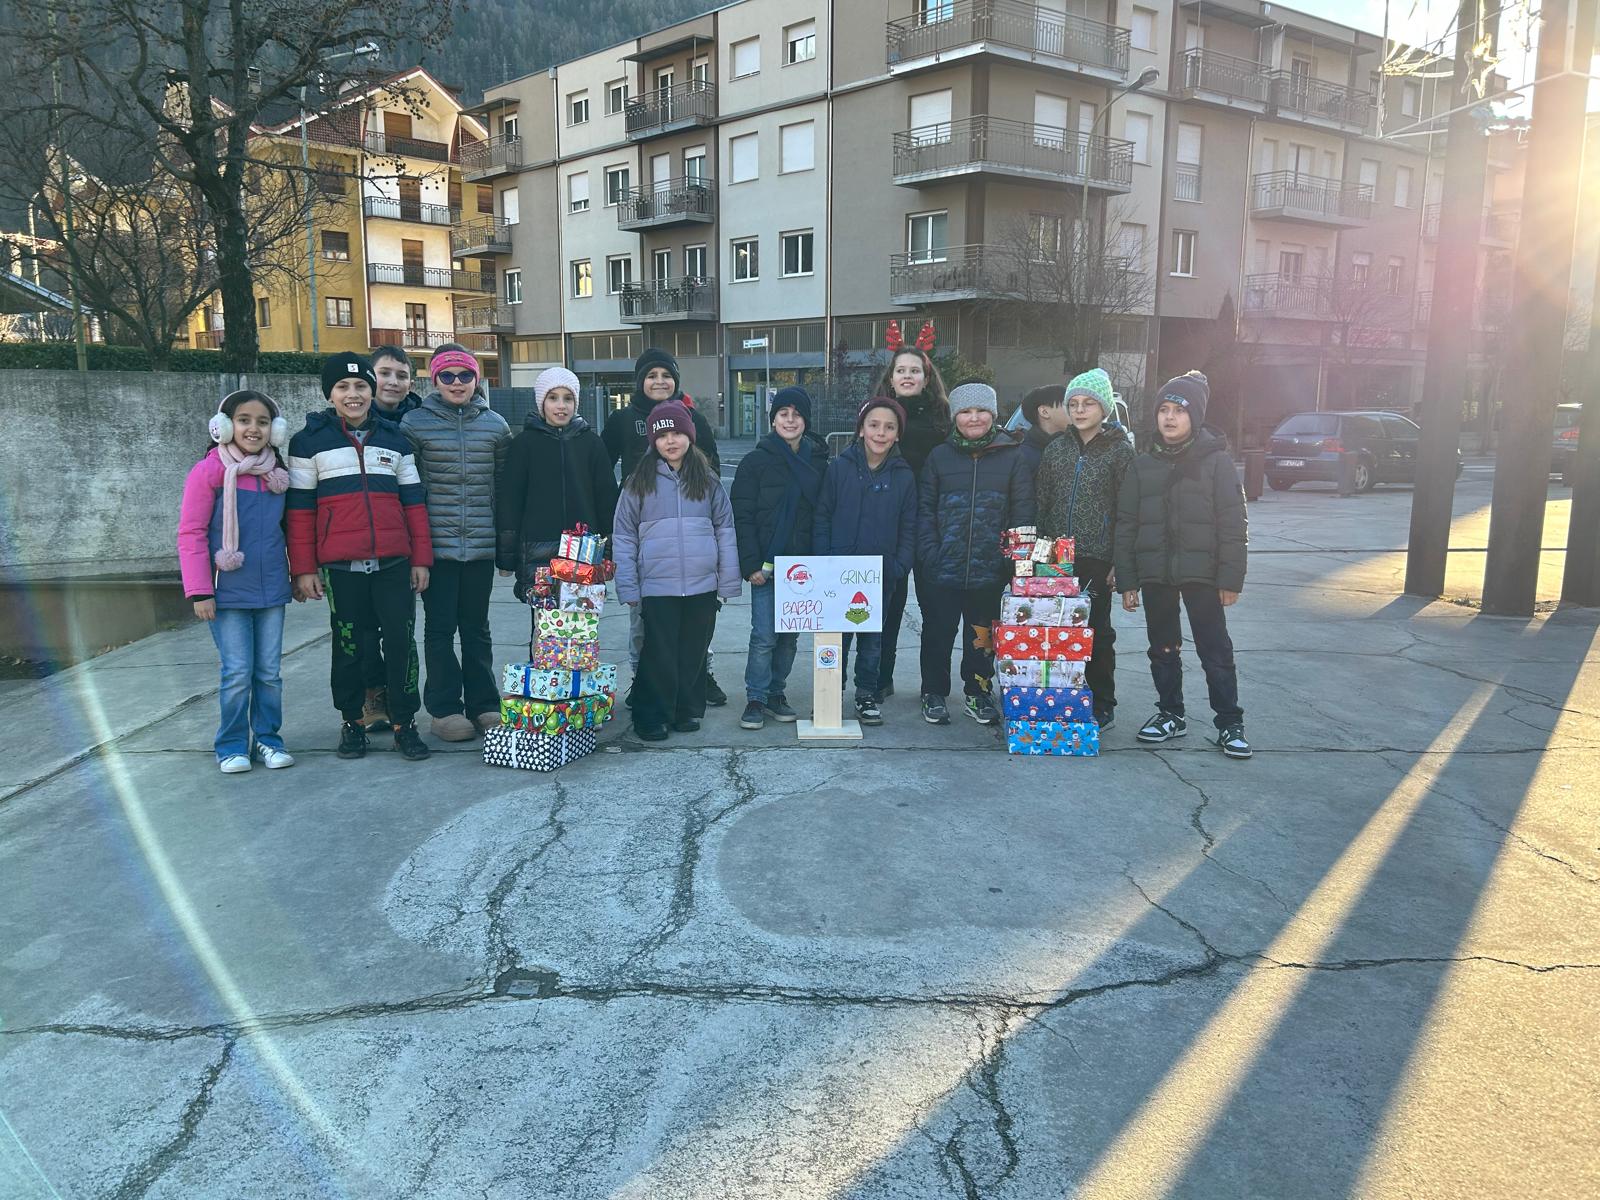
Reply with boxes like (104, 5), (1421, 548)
(0, 342), (325, 374)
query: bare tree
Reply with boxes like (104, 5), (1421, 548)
(1318, 272), (1417, 410)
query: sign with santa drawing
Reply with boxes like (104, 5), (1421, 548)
(774, 556), (884, 634)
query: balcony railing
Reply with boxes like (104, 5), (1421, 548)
(367, 262), (494, 293)
(456, 332), (499, 354)
(194, 330), (224, 350)
(451, 218), (513, 256)
(454, 303), (515, 333)
(619, 276), (718, 323)
(892, 116), (1133, 190)
(1423, 204), (1520, 246)
(1179, 48), (1271, 107)
(1416, 291), (1432, 327)
(362, 130), (454, 163)
(888, 243), (1137, 304)
(625, 80), (718, 139)
(886, 0), (1130, 81)
(1243, 272), (1332, 319)
(1250, 172), (1373, 224)
(1268, 72), (1372, 130)
(616, 178), (717, 230)
(460, 133), (523, 181)
(369, 327), (458, 350)
(1173, 162), (1202, 202)
(362, 196), (458, 226)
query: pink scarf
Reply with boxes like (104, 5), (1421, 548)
(214, 443), (289, 571)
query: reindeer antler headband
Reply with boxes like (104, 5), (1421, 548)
(883, 319), (937, 354)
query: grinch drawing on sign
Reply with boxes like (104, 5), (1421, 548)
(844, 591), (872, 625)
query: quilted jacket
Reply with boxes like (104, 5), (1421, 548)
(399, 392), (512, 562)
(1113, 429), (1248, 593)
(916, 432), (1036, 589)
(612, 459), (741, 603)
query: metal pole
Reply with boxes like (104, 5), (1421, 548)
(48, 1), (87, 371)
(300, 88), (320, 354)
(1561, 211), (1600, 605)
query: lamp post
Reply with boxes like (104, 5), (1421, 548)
(1079, 66), (1159, 300)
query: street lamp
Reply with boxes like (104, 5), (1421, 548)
(1079, 66), (1160, 268)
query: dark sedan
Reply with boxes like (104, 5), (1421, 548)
(1266, 411), (1456, 491)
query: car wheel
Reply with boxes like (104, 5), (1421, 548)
(1356, 461), (1375, 491)
(1268, 477), (1293, 492)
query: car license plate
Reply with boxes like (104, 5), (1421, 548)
(1278, 459), (1305, 468)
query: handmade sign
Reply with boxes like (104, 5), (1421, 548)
(774, 556), (884, 634)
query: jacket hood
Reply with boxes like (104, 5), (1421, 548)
(754, 429), (824, 459)
(524, 408), (593, 439)
(1026, 423), (1054, 450)
(842, 440), (913, 477)
(304, 406), (377, 434)
(1078, 421), (1132, 456)
(421, 390), (490, 417)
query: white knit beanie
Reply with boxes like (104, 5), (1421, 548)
(534, 367), (582, 415)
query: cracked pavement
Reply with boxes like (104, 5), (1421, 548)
(2, 471), (1599, 1199)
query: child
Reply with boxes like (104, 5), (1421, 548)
(400, 345), (512, 743)
(730, 386), (828, 730)
(287, 351), (434, 762)
(813, 395), (918, 727)
(1035, 367), (1135, 728)
(371, 345), (423, 421)
(1017, 383), (1071, 475)
(497, 365), (618, 602)
(177, 390), (295, 774)
(916, 382), (1035, 726)
(612, 400), (741, 742)
(1114, 371), (1250, 759)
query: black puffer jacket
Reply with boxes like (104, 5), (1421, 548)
(1035, 423), (1136, 562)
(917, 433), (1036, 589)
(729, 431), (829, 579)
(496, 411), (618, 597)
(1113, 429), (1247, 593)
(399, 392), (512, 562)
(896, 392), (950, 477)
(602, 391), (720, 480)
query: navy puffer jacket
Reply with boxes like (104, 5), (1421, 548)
(916, 433), (1036, 588)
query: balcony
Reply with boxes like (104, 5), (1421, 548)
(1243, 272), (1331, 320)
(1172, 162), (1202, 202)
(616, 178), (717, 231)
(362, 196), (458, 227)
(460, 134), (523, 182)
(619, 276), (718, 324)
(892, 117), (1133, 192)
(456, 332), (500, 355)
(194, 330), (224, 350)
(362, 130), (454, 164)
(886, 0), (1130, 86)
(451, 218), (513, 256)
(625, 81), (717, 140)
(1267, 72), (1372, 133)
(1423, 204), (1520, 248)
(367, 263), (494, 293)
(1415, 291), (1432, 327)
(889, 243), (1140, 306)
(1250, 172), (1373, 226)
(1179, 49), (1271, 112)
(369, 327), (458, 351)
(1416, 289), (1511, 331)
(454, 303), (515, 334)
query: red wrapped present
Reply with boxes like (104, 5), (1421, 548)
(1052, 537), (1074, 564)
(531, 566), (556, 597)
(1010, 576), (1081, 598)
(550, 556), (615, 585)
(993, 624), (1094, 661)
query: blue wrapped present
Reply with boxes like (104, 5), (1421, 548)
(1004, 719), (1099, 757)
(1001, 686), (1093, 722)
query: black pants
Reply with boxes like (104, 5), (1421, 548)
(919, 579), (1005, 699)
(359, 628), (386, 691)
(841, 573), (907, 696)
(1077, 555), (1118, 720)
(635, 592), (719, 729)
(421, 558), (498, 719)
(1141, 582), (1243, 729)
(325, 563), (419, 725)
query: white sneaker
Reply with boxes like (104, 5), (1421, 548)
(253, 745), (295, 770)
(219, 755), (252, 774)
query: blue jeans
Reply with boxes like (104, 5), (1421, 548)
(208, 606), (286, 759)
(744, 582), (798, 703)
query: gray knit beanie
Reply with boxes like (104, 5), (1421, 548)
(949, 381), (999, 418)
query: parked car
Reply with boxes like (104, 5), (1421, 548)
(1265, 410), (1457, 491)
(1553, 403), (1580, 485)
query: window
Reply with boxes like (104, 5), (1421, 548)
(505, 268), (523, 304)
(685, 243), (708, 280)
(907, 211), (948, 263)
(1175, 121), (1203, 201)
(1171, 230), (1196, 277)
(781, 230), (814, 277)
(1125, 112), (1153, 165)
(685, 147), (707, 183)
(605, 165), (631, 206)
(731, 37), (760, 78)
(501, 187), (519, 225)
(1351, 251), (1372, 289)
(477, 184), (495, 216)
(607, 255), (632, 295)
(732, 237), (759, 282)
(568, 173), (590, 213)
(1027, 213), (1062, 262)
(511, 337), (563, 364)
(780, 121), (815, 173)
(606, 80), (629, 115)
(918, 0), (955, 20)
(1279, 248), (1304, 280)
(1118, 222), (1147, 266)
(257, 297), (271, 328)
(1131, 7), (1158, 52)
(1359, 158), (1379, 196)
(1387, 256), (1405, 296)
(786, 20), (816, 64)
(325, 296), (353, 327)
(502, 115), (519, 141)
(911, 89), (954, 144)
(692, 57), (710, 84)
(730, 132), (759, 183)
(653, 248), (672, 281)
(320, 230), (350, 261)
(1033, 93), (1069, 147)
(1393, 164), (1413, 208)
(1401, 80), (1421, 117)
(568, 92), (589, 125)
(571, 259), (593, 298)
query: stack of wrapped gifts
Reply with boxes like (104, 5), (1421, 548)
(485, 525), (617, 772)
(994, 530), (1099, 757)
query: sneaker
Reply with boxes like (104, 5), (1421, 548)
(964, 694), (999, 726)
(362, 687), (390, 733)
(921, 694), (950, 725)
(739, 701), (766, 730)
(672, 718), (702, 733)
(704, 674), (728, 708)
(1137, 712), (1187, 743)
(430, 714), (477, 742)
(1094, 710), (1116, 732)
(337, 721), (369, 759)
(763, 695), (798, 723)
(474, 711), (502, 732)
(252, 745), (295, 770)
(634, 723), (669, 742)
(1216, 725), (1253, 760)
(855, 695), (884, 726)
(219, 754), (252, 774)
(393, 723), (431, 760)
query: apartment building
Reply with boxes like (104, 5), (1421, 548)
(472, 0), (1518, 439)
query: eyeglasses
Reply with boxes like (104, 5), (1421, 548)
(1067, 399), (1100, 412)
(435, 370), (477, 385)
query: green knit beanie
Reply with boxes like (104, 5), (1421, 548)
(1065, 368), (1115, 421)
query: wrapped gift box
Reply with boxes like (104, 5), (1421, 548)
(558, 582), (607, 614)
(529, 566), (556, 598)
(1030, 538), (1054, 563)
(1001, 686), (1094, 723)
(532, 637), (600, 672)
(558, 525), (605, 565)
(1033, 562), (1073, 578)
(483, 724), (598, 772)
(994, 624), (1094, 661)
(500, 692), (615, 736)
(1009, 576), (1081, 598)
(995, 657), (1088, 689)
(550, 557), (615, 586)
(1000, 593), (1091, 628)
(536, 609), (600, 643)
(1001, 526), (1038, 562)
(503, 662), (618, 700)
(1005, 719), (1099, 757)
(1051, 537), (1075, 565)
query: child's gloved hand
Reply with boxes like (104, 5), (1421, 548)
(1121, 590), (1140, 612)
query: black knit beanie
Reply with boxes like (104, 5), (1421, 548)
(1156, 371), (1209, 429)
(321, 351), (377, 400)
(633, 348), (681, 394)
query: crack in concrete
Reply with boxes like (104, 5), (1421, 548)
(1152, 753), (1293, 915)
(482, 781), (572, 977)
(108, 1036), (235, 1200)
(1125, 870), (1224, 962)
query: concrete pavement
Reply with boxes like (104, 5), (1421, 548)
(1, 471), (1597, 1199)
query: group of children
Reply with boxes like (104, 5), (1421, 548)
(177, 337), (1250, 772)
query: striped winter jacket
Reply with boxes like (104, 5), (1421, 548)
(286, 408), (433, 576)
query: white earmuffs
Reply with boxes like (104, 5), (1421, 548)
(210, 391), (288, 450)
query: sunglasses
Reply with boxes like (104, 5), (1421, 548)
(436, 370), (477, 385)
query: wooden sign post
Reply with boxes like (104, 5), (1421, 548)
(774, 555), (884, 742)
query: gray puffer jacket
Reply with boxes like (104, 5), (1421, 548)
(400, 392), (512, 562)
(613, 459), (742, 603)
(1113, 429), (1247, 593)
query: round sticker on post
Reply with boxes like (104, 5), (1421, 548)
(816, 644), (840, 670)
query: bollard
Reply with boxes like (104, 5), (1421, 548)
(1243, 449), (1264, 501)
(1337, 451), (1360, 497)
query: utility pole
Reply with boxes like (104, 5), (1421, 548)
(1561, 178), (1600, 605)
(1481, 0), (1596, 615)
(300, 87), (320, 355)
(1406, 0), (1500, 596)
(49, 0), (88, 372)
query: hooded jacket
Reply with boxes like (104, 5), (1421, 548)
(372, 391), (423, 425)
(286, 408), (432, 575)
(893, 391), (949, 477)
(729, 431), (829, 579)
(1113, 428), (1247, 593)
(612, 459), (741, 603)
(1018, 422), (1055, 476)
(602, 389), (720, 480)
(399, 391), (512, 562)
(917, 432), (1036, 589)
(496, 409), (618, 596)
(177, 448), (292, 608)
(813, 442), (918, 582)
(1034, 422), (1136, 563)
